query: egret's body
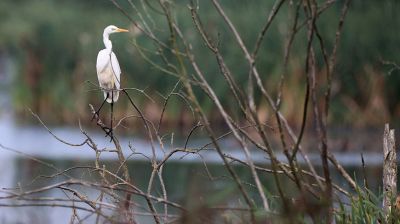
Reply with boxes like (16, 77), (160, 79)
(93, 25), (128, 137)
(97, 50), (121, 103)
(96, 25), (128, 103)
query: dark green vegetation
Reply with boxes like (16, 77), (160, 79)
(0, 0), (399, 127)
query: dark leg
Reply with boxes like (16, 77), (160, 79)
(110, 91), (114, 141)
(104, 91), (114, 141)
(92, 94), (108, 121)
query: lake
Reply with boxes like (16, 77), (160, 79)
(0, 67), (390, 223)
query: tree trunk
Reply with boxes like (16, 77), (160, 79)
(383, 123), (396, 222)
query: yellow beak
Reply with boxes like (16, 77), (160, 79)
(116, 28), (129, 33)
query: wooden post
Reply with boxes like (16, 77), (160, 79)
(383, 123), (396, 221)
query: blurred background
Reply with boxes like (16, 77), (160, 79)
(0, 0), (399, 129)
(0, 0), (398, 153)
(0, 0), (399, 222)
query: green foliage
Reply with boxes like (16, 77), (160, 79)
(335, 186), (384, 224)
(0, 0), (399, 125)
(334, 180), (400, 224)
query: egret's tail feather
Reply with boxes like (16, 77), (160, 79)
(103, 92), (108, 102)
(105, 91), (119, 103)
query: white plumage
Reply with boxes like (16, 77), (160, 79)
(96, 25), (128, 103)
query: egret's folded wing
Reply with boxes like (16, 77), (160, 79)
(96, 50), (110, 75)
(111, 52), (121, 89)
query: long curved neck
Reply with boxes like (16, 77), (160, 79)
(103, 32), (112, 55)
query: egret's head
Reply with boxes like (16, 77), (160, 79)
(104, 25), (129, 35)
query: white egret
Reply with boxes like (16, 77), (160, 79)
(94, 25), (129, 137)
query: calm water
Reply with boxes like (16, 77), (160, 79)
(0, 65), (389, 223)
(0, 109), (386, 223)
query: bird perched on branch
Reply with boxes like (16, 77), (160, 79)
(94, 25), (129, 137)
